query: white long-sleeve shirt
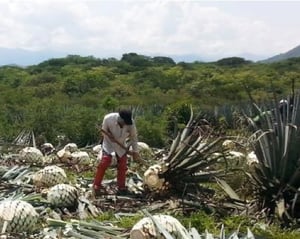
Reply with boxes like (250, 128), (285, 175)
(101, 112), (138, 157)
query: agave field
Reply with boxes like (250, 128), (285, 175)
(1, 97), (300, 239)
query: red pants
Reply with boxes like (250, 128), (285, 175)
(93, 153), (127, 190)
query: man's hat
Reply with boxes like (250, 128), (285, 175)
(119, 109), (133, 125)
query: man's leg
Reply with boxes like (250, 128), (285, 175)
(93, 153), (112, 190)
(117, 154), (128, 190)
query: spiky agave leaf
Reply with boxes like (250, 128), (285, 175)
(246, 92), (300, 221)
(202, 224), (256, 239)
(47, 218), (126, 239)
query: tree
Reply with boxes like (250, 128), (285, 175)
(216, 57), (252, 67)
(102, 96), (119, 111)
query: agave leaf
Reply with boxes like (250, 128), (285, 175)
(254, 130), (274, 170)
(291, 191), (299, 217)
(173, 138), (225, 172)
(179, 135), (205, 160)
(75, 220), (124, 234)
(280, 124), (298, 181)
(64, 228), (95, 239)
(1, 165), (29, 180)
(141, 210), (174, 239)
(219, 224), (225, 239)
(168, 135), (195, 168)
(174, 151), (204, 170)
(168, 107), (216, 170)
(184, 154), (225, 172)
(276, 198), (285, 219)
(198, 138), (224, 154)
(222, 202), (248, 211)
(245, 172), (264, 188)
(227, 232), (239, 239)
(282, 125), (293, 157)
(189, 227), (201, 239)
(183, 170), (226, 182)
(245, 228), (255, 239)
(174, 222), (193, 239)
(78, 200), (89, 220)
(252, 165), (273, 188)
(216, 178), (241, 201)
(168, 132), (181, 159)
(204, 229), (214, 239)
(180, 105), (194, 142)
(76, 226), (123, 239)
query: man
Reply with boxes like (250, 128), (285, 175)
(93, 109), (141, 195)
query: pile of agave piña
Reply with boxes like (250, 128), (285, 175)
(0, 142), (101, 237)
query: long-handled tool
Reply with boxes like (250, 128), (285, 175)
(100, 128), (132, 155)
(100, 128), (148, 167)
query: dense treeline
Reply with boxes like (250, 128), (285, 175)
(1, 54), (300, 148)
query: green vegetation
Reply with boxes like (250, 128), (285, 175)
(1, 54), (300, 148)
(91, 210), (300, 239)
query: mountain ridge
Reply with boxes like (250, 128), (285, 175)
(0, 45), (299, 66)
(261, 45), (300, 63)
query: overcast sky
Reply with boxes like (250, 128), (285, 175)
(0, 0), (299, 64)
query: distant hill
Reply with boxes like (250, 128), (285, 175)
(0, 47), (70, 66)
(0, 45), (297, 66)
(261, 45), (300, 63)
(0, 47), (266, 66)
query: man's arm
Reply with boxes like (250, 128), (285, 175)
(101, 115), (115, 141)
(101, 116), (109, 133)
(129, 124), (138, 151)
(129, 125), (142, 162)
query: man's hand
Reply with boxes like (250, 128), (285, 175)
(130, 151), (144, 165)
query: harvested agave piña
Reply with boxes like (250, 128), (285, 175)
(47, 183), (79, 208)
(32, 165), (67, 187)
(19, 147), (44, 165)
(130, 213), (256, 239)
(70, 151), (91, 165)
(40, 142), (55, 155)
(0, 200), (38, 233)
(57, 143), (78, 163)
(143, 164), (165, 191)
(130, 214), (190, 239)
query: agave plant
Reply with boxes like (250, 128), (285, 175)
(246, 92), (300, 222)
(143, 106), (230, 196)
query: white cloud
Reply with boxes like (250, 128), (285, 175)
(0, 0), (299, 61)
